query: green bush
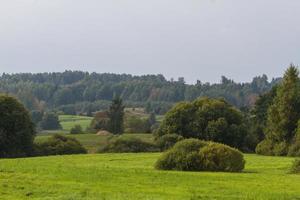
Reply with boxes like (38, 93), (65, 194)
(0, 95), (35, 158)
(155, 139), (207, 171)
(273, 141), (289, 156)
(255, 140), (274, 156)
(70, 125), (83, 134)
(290, 159), (300, 174)
(199, 143), (245, 172)
(155, 134), (184, 151)
(288, 141), (300, 157)
(34, 134), (87, 156)
(157, 98), (248, 150)
(98, 136), (158, 153)
(155, 139), (245, 172)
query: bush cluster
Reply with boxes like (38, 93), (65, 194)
(155, 134), (184, 151)
(157, 98), (248, 150)
(155, 139), (245, 172)
(70, 125), (84, 134)
(290, 159), (300, 174)
(98, 136), (158, 153)
(256, 139), (300, 157)
(34, 134), (87, 156)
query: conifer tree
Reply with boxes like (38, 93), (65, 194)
(108, 96), (125, 134)
(266, 65), (300, 142)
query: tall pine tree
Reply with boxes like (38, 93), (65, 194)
(266, 65), (300, 142)
(108, 96), (125, 134)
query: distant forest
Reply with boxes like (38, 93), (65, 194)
(0, 71), (281, 114)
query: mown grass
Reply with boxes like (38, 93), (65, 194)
(35, 133), (154, 153)
(59, 115), (93, 131)
(0, 154), (299, 200)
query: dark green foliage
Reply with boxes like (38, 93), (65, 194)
(88, 111), (110, 132)
(0, 71), (279, 115)
(155, 139), (245, 172)
(255, 140), (275, 156)
(155, 139), (207, 171)
(98, 136), (158, 153)
(70, 125), (83, 134)
(30, 110), (44, 125)
(0, 95), (36, 158)
(257, 65), (300, 156)
(265, 65), (300, 142)
(40, 113), (62, 130)
(158, 97), (248, 149)
(155, 134), (184, 151)
(199, 143), (245, 172)
(290, 159), (300, 174)
(34, 134), (87, 156)
(124, 116), (151, 133)
(108, 96), (125, 134)
(288, 139), (300, 157)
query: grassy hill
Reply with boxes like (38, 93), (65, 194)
(0, 154), (299, 200)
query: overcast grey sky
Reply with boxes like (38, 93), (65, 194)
(0, 0), (299, 83)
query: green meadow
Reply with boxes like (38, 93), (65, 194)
(0, 154), (299, 200)
(59, 115), (93, 131)
(35, 133), (153, 153)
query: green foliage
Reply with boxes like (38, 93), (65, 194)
(257, 65), (300, 156)
(0, 72), (279, 116)
(40, 113), (62, 130)
(108, 96), (125, 134)
(34, 134), (87, 156)
(288, 140), (300, 157)
(124, 116), (151, 133)
(290, 159), (300, 174)
(158, 97), (248, 149)
(70, 125), (83, 134)
(155, 139), (245, 172)
(155, 134), (184, 151)
(98, 136), (158, 153)
(266, 65), (300, 142)
(88, 111), (110, 132)
(0, 95), (36, 158)
(255, 140), (275, 156)
(155, 139), (207, 171)
(199, 143), (245, 172)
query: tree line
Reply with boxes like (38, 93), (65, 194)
(0, 71), (280, 115)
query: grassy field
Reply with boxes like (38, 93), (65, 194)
(35, 133), (154, 153)
(59, 115), (93, 131)
(0, 154), (299, 200)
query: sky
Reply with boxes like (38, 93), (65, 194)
(0, 0), (300, 83)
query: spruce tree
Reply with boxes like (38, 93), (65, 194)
(108, 96), (125, 134)
(266, 65), (300, 142)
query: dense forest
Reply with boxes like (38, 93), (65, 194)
(0, 71), (281, 114)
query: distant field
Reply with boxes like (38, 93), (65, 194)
(0, 154), (299, 199)
(59, 115), (93, 131)
(35, 133), (154, 153)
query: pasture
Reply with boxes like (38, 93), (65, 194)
(35, 133), (154, 153)
(0, 154), (299, 200)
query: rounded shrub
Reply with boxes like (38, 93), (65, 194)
(290, 159), (300, 174)
(155, 134), (184, 151)
(98, 136), (158, 153)
(70, 125), (84, 134)
(155, 139), (207, 171)
(0, 95), (35, 158)
(199, 143), (245, 172)
(155, 139), (245, 172)
(273, 141), (289, 156)
(34, 134), (87, 156)
(255, 140), (274, 156)
(288, 141), (300, 157)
